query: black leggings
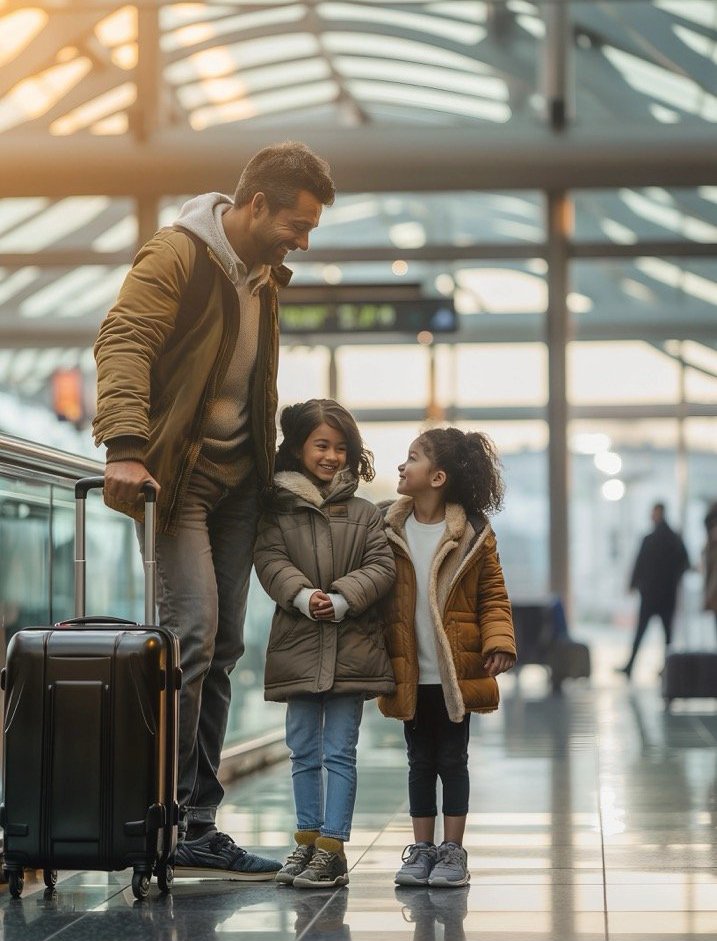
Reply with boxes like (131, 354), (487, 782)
(403, 685), (470, 818)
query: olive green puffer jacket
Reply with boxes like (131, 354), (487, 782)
(254, 469), (396, 701)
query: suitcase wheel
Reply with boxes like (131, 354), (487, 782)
(7, 869), (24, 898)
(43, 869), (57, 889)
(132, 870), (150, 900)
(157, 863), (173, 894)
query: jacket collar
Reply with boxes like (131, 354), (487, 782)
(271, 264), (292, 288)
(273, 468), (357, 508)
(384, 497), (466, 543)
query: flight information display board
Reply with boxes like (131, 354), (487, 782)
(279, 298), (457, 334)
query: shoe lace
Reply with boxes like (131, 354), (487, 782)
(437, 843), (464, 867)
(286, 843), (312, 865)
(208, 831), (247, 861)
(401, 842), (429, 864)
(308, 847), (335, 877)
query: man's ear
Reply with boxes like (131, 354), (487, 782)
(251, 192), (268, 218)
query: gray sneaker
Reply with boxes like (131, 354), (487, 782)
(428, 841), (470, 887)
(394, 841), (437, 886)
(275, 842), (314, 885)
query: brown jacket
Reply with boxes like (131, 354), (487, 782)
(92, 227), (290, 533)
(254, 470), (396, 701)
(378, 497), (516, 723)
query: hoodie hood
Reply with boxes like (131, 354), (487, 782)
(174, 193), (242, 282)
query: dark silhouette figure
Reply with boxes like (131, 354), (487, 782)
(618, 503), (689, 679)
(702, 502), (717, 638)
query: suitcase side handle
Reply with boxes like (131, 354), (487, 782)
(74, 475), (157, 625)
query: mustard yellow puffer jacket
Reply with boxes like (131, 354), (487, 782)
(378, 498), (516, 723)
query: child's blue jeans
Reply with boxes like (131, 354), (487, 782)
(285, 692), (364, 841)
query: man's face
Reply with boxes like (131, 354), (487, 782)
(250, 189), (323, 267)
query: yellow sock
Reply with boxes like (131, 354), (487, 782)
(316, 836), (345, 859)
(295, 829), (320, 846)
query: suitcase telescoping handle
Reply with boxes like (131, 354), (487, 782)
(74, 475), (157, 625)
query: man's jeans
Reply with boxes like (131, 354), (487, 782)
(285, 693), (364, 842)
(137, 472), (258, 833)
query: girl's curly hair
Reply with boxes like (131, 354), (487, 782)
(418, 427), (504, 517)
(275, 399), (375, 482)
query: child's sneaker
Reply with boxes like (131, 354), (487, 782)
(394, 841), (437, 886)
(292, 837), (349, 888)
(275, 830), (318, 885)
(427, 841), (470, 887)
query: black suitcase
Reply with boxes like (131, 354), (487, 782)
(0, 476), (181, 900)
(662, 651), (717, 708)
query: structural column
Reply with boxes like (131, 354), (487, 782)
(546, 191), (572, 608)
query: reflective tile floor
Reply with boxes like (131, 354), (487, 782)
(1, 626), (717, 940)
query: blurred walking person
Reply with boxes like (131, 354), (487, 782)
(617, 502), (689, 679)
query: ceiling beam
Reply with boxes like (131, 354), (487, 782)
(1, 311), (715, 349)
(3, 126), (717, 196)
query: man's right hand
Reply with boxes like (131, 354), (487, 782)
(104, 460), (160, 512)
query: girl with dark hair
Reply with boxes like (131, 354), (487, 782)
(254, 399), (395, 889)
(378, 427), (516, 888)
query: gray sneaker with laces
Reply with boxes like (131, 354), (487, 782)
(428, 841), (470, 887)
(275, 842), (315, 885)
(292, 847), (349, 888)
(394, 841), (437, 886)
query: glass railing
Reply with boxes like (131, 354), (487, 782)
(0, 434), (284, 791)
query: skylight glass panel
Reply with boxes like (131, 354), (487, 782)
(50, 83), (136, 136)
(162, 4), (237, 30)
(60, 266), (129, 319)
(0, 268), (40, 306)
(333, 58), (508, 101)
(0, 198), (48, 236)
(0, 198), (111, 251)
(0, 9), (48, 67)
(656, 0), (717, 28)
(426, 2), (488, 23)
(603, 46), (717, 121)
(165, 34), (320, 84)
(346, 80), (511, 122)
(162, 5), (306, 53)
(619, 189), (717, 241)
(636, 258), (717, 306)
(323, 32), (494, 73)
(318, 2), (486, 45)
(189, 79), (337, 128)
(92, 217), (137, 251)
(0, 58), (92, 132)
(178, 58), (329, 109)
(20, 268), (104, 319)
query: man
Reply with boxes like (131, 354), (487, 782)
(618, 502), (690, 679)
(92, 142), (335, 877)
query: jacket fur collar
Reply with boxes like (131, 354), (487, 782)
(272, 469), (358, 508)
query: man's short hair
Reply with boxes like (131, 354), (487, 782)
(234, 141), (335, 211)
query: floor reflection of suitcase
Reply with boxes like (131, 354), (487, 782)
(0, 477), (181, 900)
(662, 651), (717, 709)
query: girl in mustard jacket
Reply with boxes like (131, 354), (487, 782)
(378, 427), (516, 888)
